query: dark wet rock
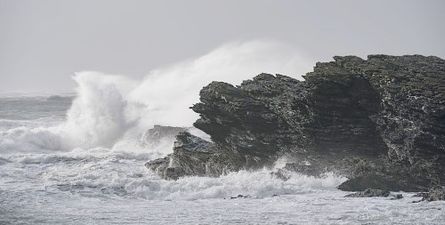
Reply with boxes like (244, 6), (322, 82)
(345, 190), (404, 200)
(229, 194), (251, 199)
(146, 55), (445, 191)
(337, 173), (431, 192)
(345, 188), (390, 197)
(145, 132), (246, 180)
(191, 71), (387, 168)
(338, 174), (403, 192)
(414, 186), (445, 202)
(144, 157), (170, 177)
(390, 194), (404, 200)
(303, 55), (445, 184)
(339, 156), (440, 192)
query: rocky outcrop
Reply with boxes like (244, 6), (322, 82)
(145, 55), (445, 191)
(337, 157), (439, 192)
(145, 132), (247, 179)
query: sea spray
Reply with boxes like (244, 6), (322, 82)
(62, 72), (135, 149)
(128, 40), (312, 127)
(0, 40), (312, 153)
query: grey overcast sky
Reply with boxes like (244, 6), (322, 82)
(0, 0), (444, 94)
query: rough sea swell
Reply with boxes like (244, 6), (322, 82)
(0, 96), (350, 224)
(1, 42), (444, 224)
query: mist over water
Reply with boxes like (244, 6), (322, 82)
(0, 41), (444, 224)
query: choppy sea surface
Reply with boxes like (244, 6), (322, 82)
(0, 95), (444, 225)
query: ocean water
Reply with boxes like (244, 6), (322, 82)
(0, 95), (444, 225)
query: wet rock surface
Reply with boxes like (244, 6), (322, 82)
(229, 194), (251, 199)
(345, 188), (390, 198)
(390, 194), (404, 200)
(145, 132), (246, 180)
(414, 186), (445, 202)
(145, 55), (445, 191)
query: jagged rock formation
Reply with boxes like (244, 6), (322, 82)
(145, 55), (445, 191)
(145, 132), (246, 179)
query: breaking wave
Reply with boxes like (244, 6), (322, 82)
(0, 40), (325, 201)
(0, 40), (312, 153)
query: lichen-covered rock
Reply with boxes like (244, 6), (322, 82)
(146, 55), (445, 191)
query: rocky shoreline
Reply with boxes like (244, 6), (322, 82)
(145, 55), (445, 200)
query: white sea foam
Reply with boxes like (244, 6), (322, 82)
(4, 147), (346, 200)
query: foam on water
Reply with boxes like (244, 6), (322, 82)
(1, 142), (346, 201)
